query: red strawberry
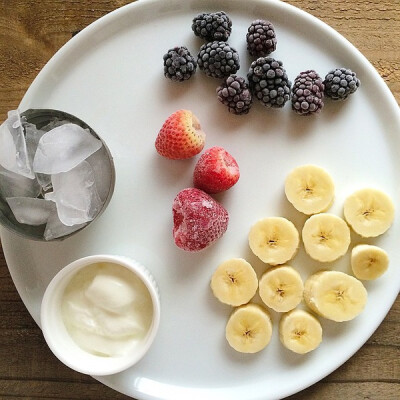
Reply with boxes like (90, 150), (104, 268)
(172, 188), (229, 251)
(155, 110), (205, 160)
(193, 146), (240, 193)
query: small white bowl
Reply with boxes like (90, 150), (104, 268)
(40, 255), (160, 376)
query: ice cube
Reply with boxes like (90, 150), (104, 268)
(25, 122), (46, 165)
(0, 166), (41, 198)
(33, 123), (102, 174)
(6, 197), (54, 225)
(36, 173), (52, 191)
(24, 122), (52, 191)
(0, 110), (34, 178)
(44, 191), (56, 202)
(44, 209), (86, 240)
(0, 119), (17, 172)
(86, 147), (113, 202)
(50, 161), (103, 226)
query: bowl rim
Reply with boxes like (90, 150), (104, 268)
(40, 254), (161, 376)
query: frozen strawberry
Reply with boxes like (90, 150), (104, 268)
(155, 110), (205, 160)
(193, 146), (240, 193)
(172, 188), (229, 251)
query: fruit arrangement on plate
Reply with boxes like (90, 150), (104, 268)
(156, 10), (393, 357)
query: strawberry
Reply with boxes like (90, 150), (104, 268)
(193, 146), (240, 193)
(172, 188), (229, 251)
(155, 110), (205, 160)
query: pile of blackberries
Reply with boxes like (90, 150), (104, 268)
(162, 11), (360, 116)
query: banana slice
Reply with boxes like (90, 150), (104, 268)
(343, 188), (395, 237)
(279, 309), (322, 354)
(285, 164), (335, 215)
(225, 303), (272, 353)
(351, 244), (389, 280)
(259, 265), (304, 312)
(210, 258), (258, 306)
(303, 270), (367, 322)
(248, 217), (299, 265)
(302, 213), (351, 262)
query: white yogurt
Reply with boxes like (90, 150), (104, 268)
(61, 262), (153, 357)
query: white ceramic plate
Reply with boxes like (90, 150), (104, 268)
(2, 0), (400, 399)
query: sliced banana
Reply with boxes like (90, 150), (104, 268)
(225, 303), (272, 353)
(279, 309), (322, 354)
(248, 217), (299, 265)
(259, 265), (304, 312)
(343, 188), (395, 238)
(210, 258), (258, 306)
(351, 244), (389, 280)
(285, 164), (335, 215)
(303, 270), (367, 322)
(302, 213), (351, 262)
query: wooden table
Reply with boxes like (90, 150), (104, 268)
(0, 1), (399, 399)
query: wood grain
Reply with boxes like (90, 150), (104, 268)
(0, 1), (399, 399)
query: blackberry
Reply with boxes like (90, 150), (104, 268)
(163, 46), (197, 82)
(197, 41), (240, 78)
(192, 11), (232, 41)
(291, 70), (324, 115)
(247, 57), (291, 108)
(216, 75), (252, 115)
(323, 68), (360, 100)
(246, 19), (277, 57)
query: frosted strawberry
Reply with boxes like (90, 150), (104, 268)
(172, 188), (229, 251)
(155, 110), (205, 160)
(193, 146), (240, 193)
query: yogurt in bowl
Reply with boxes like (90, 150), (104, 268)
(40, 255), (160, 376)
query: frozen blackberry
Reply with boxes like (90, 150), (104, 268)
(247, 57), (291, 108)
(216, 75), (252, 115)
(192, 11), (232, 41)
(246, 19), (277, 57)
(163, 46), (197, 82)
(197, 41), (240, 78)
(323, 68), (360, 100)
(291, 70), (324, 115)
